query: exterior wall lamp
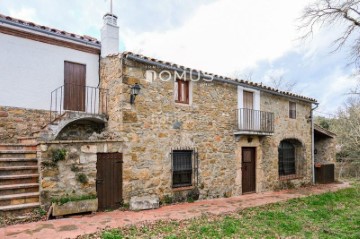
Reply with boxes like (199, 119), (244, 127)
(130, 83), (141, 104)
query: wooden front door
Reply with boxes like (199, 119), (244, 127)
(242, 147), (256, 194)
(96, 153), (123, 211)
(64, 61), (86, 111)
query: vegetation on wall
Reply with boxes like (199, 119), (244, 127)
(51, 148), (67, 162)
(77, 173), (89, 184)
(42, 148), (67, 167)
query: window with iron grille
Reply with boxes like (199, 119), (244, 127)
(289, 102), (296, 119)
(172, 150), (193, 188)
(278, 141), (296, 177)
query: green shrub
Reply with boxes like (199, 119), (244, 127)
(71, 164), (80, 172)
(77, 173), (88, 184)
(162, 195), (173, 204)
(51, 148), (67, 163)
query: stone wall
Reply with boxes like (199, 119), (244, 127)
(100, 55), (314, 202)
(259, 93), (313, 190)
(0, 106), (49, 143)
(101, 56), (238, 201)
(315, 137), (336, 162)
(38, 140), (123, 208)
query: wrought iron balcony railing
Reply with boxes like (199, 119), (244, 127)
(50, 84), (108, 122)
(235, 108), (274, 135)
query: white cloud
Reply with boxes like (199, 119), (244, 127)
(9, 7), (37, 22)
(1, 0), (356, 114)
(122, 0), (311, 75)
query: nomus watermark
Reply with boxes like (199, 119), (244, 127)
(145, 68), (215, 83)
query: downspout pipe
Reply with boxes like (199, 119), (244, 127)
(311, 102), (319, 184)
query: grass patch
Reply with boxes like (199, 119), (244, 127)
(51, 194), (96, 205)
(101, 229), (123, 239)
(88, 183), (360, 239)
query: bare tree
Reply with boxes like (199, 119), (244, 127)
(331, 97), (360, 178)
(299, 0), (360, 68)
(231, 71), (298, 92)
(268, 75), (298, 92)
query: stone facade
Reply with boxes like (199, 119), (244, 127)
(38, 140), (123, 207)
(314, 137), (336, 163)
(0, 106), (49, 143)
(97, 55), (314, 202)
(1, 54), (315, 208)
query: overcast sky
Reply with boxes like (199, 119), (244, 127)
(0, 0), (357, 116)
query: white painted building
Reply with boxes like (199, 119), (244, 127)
(0, 13), (119, 111)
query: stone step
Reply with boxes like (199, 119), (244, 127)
(17, 137), (38, 144)
(0, 166), (38, 176)
(0, 144), (37, 151)
(0, 192), (39, 206)
(0, 183), (39, 195)
(0, 202), (40, 212)
(0, 158), (38, 167)
(0, 150), (37, 159)
(0, 174), (39, 186)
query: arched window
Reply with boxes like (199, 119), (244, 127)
(278, 141), (296, 177)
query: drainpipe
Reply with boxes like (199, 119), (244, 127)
(311, 102), (319, 184)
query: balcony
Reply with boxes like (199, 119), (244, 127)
(50, 84), (108, 123)
(235, 108), (274, 136)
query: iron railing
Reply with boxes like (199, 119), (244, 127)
(235, 108), (274, 133)
(50, 84), (108, 122)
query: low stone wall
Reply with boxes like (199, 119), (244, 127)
(38, 140), (123, 208)
(0, 106), (49, 143)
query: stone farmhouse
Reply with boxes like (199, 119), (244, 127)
(0, 12), (336, 214)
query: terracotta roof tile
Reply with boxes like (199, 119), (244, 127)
(122, 51), (317, 102)
(0, 13), (101, 46)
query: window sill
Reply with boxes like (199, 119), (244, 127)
(175, 102), (191, 107)
(172, 186), (194, 192)
(279, 175), (303, 181)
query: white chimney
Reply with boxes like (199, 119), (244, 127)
(101, 13), (119, 57)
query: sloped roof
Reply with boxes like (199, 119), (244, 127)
(0, 13), (100, 47)
(121, 52), (317, 103)
(314, 124), (336, 138)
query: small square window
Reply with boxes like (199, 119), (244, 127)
(289, 102), (296, 119)
(175, 79), (189, 104)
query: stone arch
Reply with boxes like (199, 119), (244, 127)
(278, 138), (306, 179)
(42, 114), (107, 141)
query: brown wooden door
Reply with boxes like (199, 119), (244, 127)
(64, 61), (86, 111)
(96, 153), (123, 211)
(242, 147), (256, 194)
(243, 91), (254, 130)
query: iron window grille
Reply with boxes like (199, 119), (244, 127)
(171, 149), (198, 188)
(278, 141), (296, 179)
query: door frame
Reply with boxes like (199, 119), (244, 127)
(241, 147), (256, 194)
(64, 61), (86, 112)
(96, 152), (123, 211)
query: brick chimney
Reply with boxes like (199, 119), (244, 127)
(101, 13), (119, 57)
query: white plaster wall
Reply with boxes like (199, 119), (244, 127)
(0, 33), (99, 110)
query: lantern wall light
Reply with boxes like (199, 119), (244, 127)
(130, 83), (141, 104)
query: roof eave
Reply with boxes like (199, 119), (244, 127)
(0, 18), (101, 48)
(123, 52), (317, 104)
